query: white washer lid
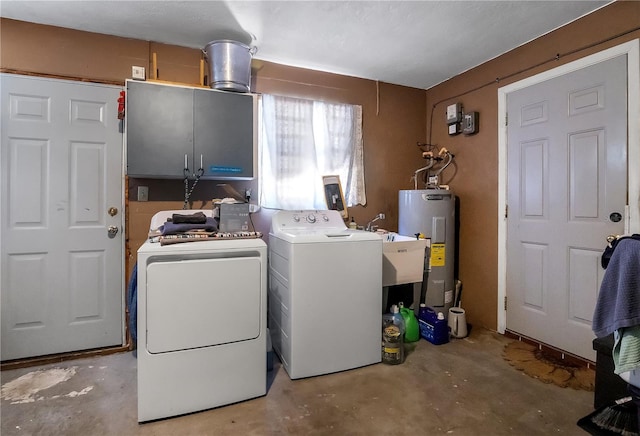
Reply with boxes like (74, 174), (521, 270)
(270, 228), (381, 244)
(270, 209), (382, 243)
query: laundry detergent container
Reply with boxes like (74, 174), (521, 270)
(204, 40), (256, 92)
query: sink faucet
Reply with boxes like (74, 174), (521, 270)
(366, 213), (385, 232)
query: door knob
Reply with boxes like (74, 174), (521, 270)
(108, 226), (119, 238)
(108, 207), (118, 216)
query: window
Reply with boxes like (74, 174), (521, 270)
(259, 94), (366, 210)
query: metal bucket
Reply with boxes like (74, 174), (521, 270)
(203, 40), (256, 92)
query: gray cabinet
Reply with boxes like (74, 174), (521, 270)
(194, 88), (255, 179)
(126, 80), (256, 180)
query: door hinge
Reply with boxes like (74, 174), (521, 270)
(505, 113), (508, 127)
(505, 204), (508, 219)
(504, 296), (508, 311)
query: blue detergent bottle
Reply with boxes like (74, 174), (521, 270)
(418, 303), (449, 345)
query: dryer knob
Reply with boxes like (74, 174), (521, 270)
(306, 214), (316, 223)
(322, 215), (329, 222)
(293, 215), (300, 222)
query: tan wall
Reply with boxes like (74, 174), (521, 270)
(424, 1), (640, 331)
(0, 18), (427, 290)
(3, 1), (638, 333)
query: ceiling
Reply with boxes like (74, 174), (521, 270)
(0, 1), (611, 90)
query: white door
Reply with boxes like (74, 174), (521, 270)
(1, 74), (124, 360)
(505, 55), (628, 360)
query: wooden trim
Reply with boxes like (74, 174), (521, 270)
(504, 329), (596, 368)
(1, 344), (131, 371)
(152, 52), (158, 79)
(146, 78), (209, 89)
(0, 68), (124, 86)
(199, 59), (205, 87)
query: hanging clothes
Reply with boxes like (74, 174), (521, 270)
(593, 238), (640, 338)
(613, 326), (640, 375)
(128, 263), (138, 349)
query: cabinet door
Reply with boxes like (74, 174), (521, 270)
(194, 89), (255, 180)
(127, 81), (193, 178)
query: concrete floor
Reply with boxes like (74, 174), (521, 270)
(1, 328), (594, 435)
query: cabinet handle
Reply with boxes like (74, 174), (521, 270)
(200, 154), (203, 171)
(183, 154), (190, 179)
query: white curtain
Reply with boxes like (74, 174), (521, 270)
(259, 94), (366, 210)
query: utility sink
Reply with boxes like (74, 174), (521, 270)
(382, 234), (429, 287)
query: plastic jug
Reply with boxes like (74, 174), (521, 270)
(399, 303), (420, 343)
(382, 306), (405, 365)
(448, 307), (468, 338)
(418, 304), (449, 345)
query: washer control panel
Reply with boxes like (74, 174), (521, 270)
(271, 209), (346, 231)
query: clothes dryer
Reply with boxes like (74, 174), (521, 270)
(137, 210), (266, 422)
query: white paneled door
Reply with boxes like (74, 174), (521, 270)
(505, 55), (628, 360)
(1, 74), (124, 360)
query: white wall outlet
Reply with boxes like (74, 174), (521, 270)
(137, 186), (149, 201)
(132, 66), (146, 80)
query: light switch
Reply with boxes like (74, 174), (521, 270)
(138, 186), (149, 201)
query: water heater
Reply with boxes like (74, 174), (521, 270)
(399, 189), (456, 315)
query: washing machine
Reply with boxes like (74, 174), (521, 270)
(137, 210), (267, 422)
(268, 209), (382, 379)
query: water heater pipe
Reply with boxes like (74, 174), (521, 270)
(413, 158), (435, 189)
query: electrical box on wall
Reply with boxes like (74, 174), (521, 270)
(463, 112), (479, 135)
(446, 103), (463, 136)
(444, 102), (478, 137)
(132, 66), (146, 80)
(446, 103), (462, 124)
